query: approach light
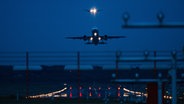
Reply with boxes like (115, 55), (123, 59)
(90, 7), (97, 15)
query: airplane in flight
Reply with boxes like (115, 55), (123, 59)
(85, 7), (101, 15)
(88, 7), (100, 15)
(66, 28), (126, 45)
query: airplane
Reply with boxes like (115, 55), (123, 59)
(86, 7), (101, 15)
(66, 28), (126, 46)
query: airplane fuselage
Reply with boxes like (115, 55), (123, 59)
(89, 28), (102, 45)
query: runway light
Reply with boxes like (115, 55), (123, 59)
(89, 86), (92, 90)
(123, 93), (129, 97)
(118, 92), (121, 97)
(118, 87), (121, 90)
(98, 93), (101, 97)
(78, 92), (82, 97)
(64, 83), (67, 86)
(80, 86), (82, 90)
(70, 93), (72, 98)
(27, 87), (67, 99)
(89, 92), (92, 97)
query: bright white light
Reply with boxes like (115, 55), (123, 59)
(61, 94), (67, 97)
(98, 37), (101, 40)
(123, 93), (129, 97)
(90, 7), (97, 15)
(94, 32), (97, 36)
(90, 37), (93, 41)
(136, 94), (142, 97)
(27, 87), (67, 99)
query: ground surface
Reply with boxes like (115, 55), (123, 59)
(0, 97), (141, 104)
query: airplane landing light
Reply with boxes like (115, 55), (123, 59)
(90, 37), (93, 41)
(90, 7), (97, 15)
(94, 32), (97, 36)
(98, 37), (101, 40)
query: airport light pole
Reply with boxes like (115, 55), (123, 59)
(122, 12), (184, 29)
(114, 51), (183, 104)
(122, 12), (184, 103)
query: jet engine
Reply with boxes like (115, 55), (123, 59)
(104, 35), (108, 40)
(83, 35), (87, 41)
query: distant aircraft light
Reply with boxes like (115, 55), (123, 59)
(90, 7), (97, 15)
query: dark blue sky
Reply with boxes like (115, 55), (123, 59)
(0, 0), (184, 52)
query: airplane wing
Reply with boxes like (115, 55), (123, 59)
(107, 36), (126, 39)
(101, 35), (126, 40)
(66, 36), (91, 41)
(66, 36), (84, 40)
(85, 9), (102, 12)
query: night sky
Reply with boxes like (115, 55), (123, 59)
(0, 0), (184, 52)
